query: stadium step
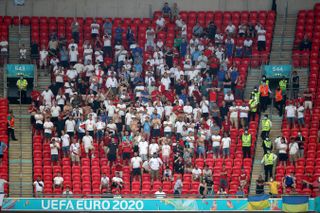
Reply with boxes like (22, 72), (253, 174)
(8, 26), (31, 64)
(270, 12), (297, 65)
(0, 67), (4, 97)
(249, 107), (283, 194)
(35, 68), (51, 91)
(8, 104), (33, 197)
(244, 68), (262, 100)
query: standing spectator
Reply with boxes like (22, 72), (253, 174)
(65, 116), (76, 138)
(43, 117), (54, 143)
(130, 152), (142, 181)
(70, 139), (80, 165)
(91, 20), (100, 39)
(148, 153), (163, 183)
(221, 132), (231, 158)
(192, 165), (202, 181)
(278, 138), (288, 167)
(61, 131), (70, 158)
(50, 137), (60, 166)
(107, 138), (118, 166)
(239, 102), (249, 128)
(162, 2), (171, 18)
(291, 71), (300, 99)
(229, 102), (239, 129)
(303, 89), (313, 114)
(285, 101), (296, 129)
(0, 141), (7, 166)
(243, 37), (253, 57)
(103, 19), (112, 35)
(82, 131), (94, 158)
(261, 150), (277, 181)
(256, 175), (265, 194)
(19, 44), (27, 61)
(239, 169), (248, 189)
(297, 102), (305, 128)
(33, 176), (44, 197)
(30, 41), (39, 65)
(174, 156), (184, 174)
(171, 2), (179, 21)
(299, 34), (312, 51)
(219, 164), (228, 190)
(211, 130), (221, 158)
(257, 26), (266, 51)
(198, 180), (207, 198)
(225, 21), (236, 36)
(7, 111), (17, 141)
(289, 138), (299, 166)
(155, 15), (166, 32)
(295, 132), (305, 158)
(71, 18), (79, 43)
(173, 175), (183, 197)
(0, 36), (8, 63)
(193, 22), (203, 37)
(103, 34), (112, 58)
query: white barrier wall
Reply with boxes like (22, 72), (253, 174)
(0, 0), (319, 18)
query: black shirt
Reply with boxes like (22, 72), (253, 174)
(256, 179), (265, 194)
(108, 142), (118, 155)
(292, 76), (299, 88)
(174, 161), (184, 174)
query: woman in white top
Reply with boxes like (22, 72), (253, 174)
(277, 137), (288, 167)
(221, 132), (231, 158)
(34, 111), (44, 135)
(257, 25), (266, 51)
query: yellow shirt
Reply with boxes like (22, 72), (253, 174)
(267, 181), (279, 194)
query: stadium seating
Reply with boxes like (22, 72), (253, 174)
(0, 98), (9, 194)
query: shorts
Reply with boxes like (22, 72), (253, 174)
(122, 152), (131, 160)
(197, 146), (205, 155)
(150, 169), (159, 179)
(71, 154), (80, 162)
(62, 146), (69, 154)
(152, 129), (161, 137)
(84, 145), (94, 154)
(279, 153), (288, 161)
(44, 133), (52, 139)
(78, 132), (85, 141)
(164, 132), (172, 137)
(298, 118), (305, 125)
(287, 117), (294, 124)
(96, 130), (104, 139)
(108, 153), (116, 162)
(132, 168), (141, 176)
(51, 154), (58, 162)
(304, 101), (312, 110)
(67, 132), (74, 138)
(36, 124), (43, 130)
(140, 154), (148, 161)
(213, 146), (220, 155)
(223, 148), (230, 156)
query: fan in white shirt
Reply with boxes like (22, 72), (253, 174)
(41, 88), (54, 107)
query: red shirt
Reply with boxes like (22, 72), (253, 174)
(222, 121), (231, 132)
(209, 91), (217, 102)
(122, 142), (132, 153)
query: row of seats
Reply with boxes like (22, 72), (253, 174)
(0, 98), (9, 194)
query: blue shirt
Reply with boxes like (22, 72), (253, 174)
(0, 142), (7, 155)
(60, 50), (69, 61)
(103, 22), (112, 34)
(143, 122), (151, 133)
(217, 70), (225, 82)
(179, 93), (188, 104)
(230, 70), (239, 83)
(192, 51), (201, 62)
(115, 27), (123, 40)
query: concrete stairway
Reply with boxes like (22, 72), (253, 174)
(36, 67), (52, 91)
(249, 106), (283, 194)
(8, 104), (33, 197)
(0, 67), (4, 97)
(244, 68), (262, 99)
(270, 14), (297, 65)
(8, 26), (31, 64)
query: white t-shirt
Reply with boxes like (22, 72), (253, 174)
(61, 134), (70, 147)
(162, 144), (171, 156)
(278, 143), (288, 154)
(53, 176), (64, 185)
(51, 106), (61, 117)
(156, 18), (165, 27)
(33, 181), (44, 192)
(50, 142), (60, 155)
(239, 106), (249, 118)
(149, 143), (159, 155)
(82, 135), (93, 148)
(65, 119), (76, 132)
(285, 105), (297, 118)
(131, 156), (142, 168)
(244, 39), (253, 47)
(229, 106), (239, 118)
(70, 142), (80, 155)
(175, 121), (186, 134)
(139, 141), (149, 155)
(91, 23), (100, 34)
(40, 50), (48, 61)
(149, 157), (163, 170)
(163, 121), (172, 132)
(69, 50), (78, 62)
(212, 135), (221, 147)
(222, 137), (231, 149)
(155, 191), (166, 198)
(56, 95), (66, 105)
(289, 142), (299, 155)
(257, 29), (266, 41)
(297, 106), (305, 118)
(200, 100), (209, 113)
(85, 119), (95, 131)
(41, 90), (54, 105)
(225, 24), (236, 33)
(43, 121), (54, 134)
(183, 105), (193, 114)
(66, 69), (78, 80)
(101, 176), (110, 185)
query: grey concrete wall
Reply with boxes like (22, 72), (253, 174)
(0, 0), (319, 18)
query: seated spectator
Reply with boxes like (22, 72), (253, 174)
(282, 173), (296, 192)
(219, 164), (228, 190)
(112, 172), (123, 189)
(33, 176), (44, 197)
(198, 179), (207, 198)
(225, 21), (236, 36)
(236, 186), (245, 198)
(266, 177), (280, 197)
(193, 22), (203, 37)
(0, 141), (7, 166)
(100, 173), (110, 192)
(239, 169), (248, 189)
(62, 186), (73, 197)
(53, 172), (64, 188)
(217, 187), (227, 197)
(192, 165), (202, 181)
(299, 34), (312, 51)
(238, 22), (247, 37)
(163, 165), (173, 181)
(155, 187), (166, 198)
